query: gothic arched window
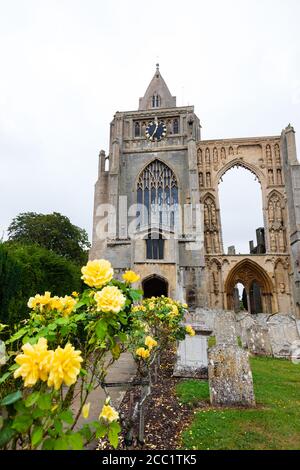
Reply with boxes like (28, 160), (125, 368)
(173, 118), (179, 134)
(146, 232), (164, 260)
(152, 94), (161, 108)
(137, 159), (178, 231)
(134, 122), (140, 137)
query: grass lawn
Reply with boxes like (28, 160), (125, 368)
(176, 357), (300, 450)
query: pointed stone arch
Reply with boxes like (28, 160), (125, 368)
(224, 259), (274, 314)
(217, 159), (264, 186)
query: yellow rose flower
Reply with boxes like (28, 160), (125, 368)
(47, 343), (83, 390)
(28, 292), (52, 313)
(182, 303), (188, 309)
(50, 296), (64, 311)
(170, 304), (179, 316)
(186, 325), (196, 337)
(81, 259), (114, 288)
(82, 403), (91, 419)
(122, 270), (140, 284)
(136, 347), (150, 359)
(59, 296), (77, 317)
(94, 286), (126, 314)
(144, 336), (158, 351)
(149, 302), (155, 310)
(99, 404), (119, 423)
(14, 338), (53, 387)
(72, 291), (79, 298)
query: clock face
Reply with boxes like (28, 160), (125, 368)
(145, 121), (167, 141)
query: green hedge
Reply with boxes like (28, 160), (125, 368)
(0, 242), (83, 326)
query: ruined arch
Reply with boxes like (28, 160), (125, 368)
(224, 259), (274, 314)
(217, 159), (264, 186)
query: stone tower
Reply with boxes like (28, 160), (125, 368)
(91, 67), (300, 317)
(90, 65), (207, 306)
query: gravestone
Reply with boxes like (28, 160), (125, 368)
(214, 311), (238, 345)
(246, 324), (273, 356)
(208, 345), (256, 407)
(173, 323), (212, 379)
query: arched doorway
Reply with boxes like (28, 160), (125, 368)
(225, 259), (274, 314)
(142, 275), (168, 298)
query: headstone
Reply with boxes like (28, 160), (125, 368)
(266, 315), (300, 358)
(214, 311), (238, 345)
(173, 324), (212, 379)
(208, 345), (256, 407)
(246, 324), (273, 356)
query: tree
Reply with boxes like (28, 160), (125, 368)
(0, 242), (83, 325)
(7, 212), (90, 265)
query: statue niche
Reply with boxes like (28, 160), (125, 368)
(268, 192), (287, 253)
(203, 196), (220, 254)
(209, 260), (222, 308)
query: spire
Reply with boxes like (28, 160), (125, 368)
(139, 65), (176, 110)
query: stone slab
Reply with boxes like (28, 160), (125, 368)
(208, 345), (256, 407)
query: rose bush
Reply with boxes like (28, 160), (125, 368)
(0, 260), (143, 450)
(0, 261), (194, 450)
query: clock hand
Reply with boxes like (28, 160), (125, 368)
(151, 120), (158, 139)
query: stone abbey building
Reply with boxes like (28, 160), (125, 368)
(90, 66), (300, 318)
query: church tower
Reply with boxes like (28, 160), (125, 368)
(90, 65), (207, 306)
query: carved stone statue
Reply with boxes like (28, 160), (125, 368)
(221, 147), (226, 161)
(277, 169), (283, 185)
(206, 172), (211, 188)
(275, 200), (283, 224)
(268, 201), (275, 224)
(275, 144), (281, 166)
(197, 148), (203, 166)
(204, 204), (209, 227)
(270, 230), (277, 252)
(211, 204), (217, 225)
(205, 148), (210, 165)
(266, 145), (272, 166)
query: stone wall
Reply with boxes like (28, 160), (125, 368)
(195, 308), (300, 359)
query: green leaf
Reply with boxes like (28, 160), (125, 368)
(67, 432), (83, 450)
(6, 327), (28, 344)
(92, 421), (107, 439)
(8, 364), (19, 372)
(37, 393), (52, 410)
(80, 424), (92, 441)
(108, 421), (121, 449)
(129, 289), (143, 302)
(54, 418), (63, 435)
(12, 414), (33, 433)
(59, 410), (74, 425)
(42, 438), (55, 450)
(31, 426), (43, 447)
(1, 390), (22, 406)
(95, 319), (108, 341)
(0, 426), (16, 447)
(25, 391), (40, 408)
(0, 371), (12, 386)
(56, 318), (69, 326)
(32, 408), (44, 419)
(111, 343), (121, 360)
(53, 437), (69, 450)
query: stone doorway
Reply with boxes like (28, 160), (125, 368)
(142, 275), (168, 298)
(225, 259), (274, 314)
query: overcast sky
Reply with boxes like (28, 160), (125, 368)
(0, 0), (299, 253)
